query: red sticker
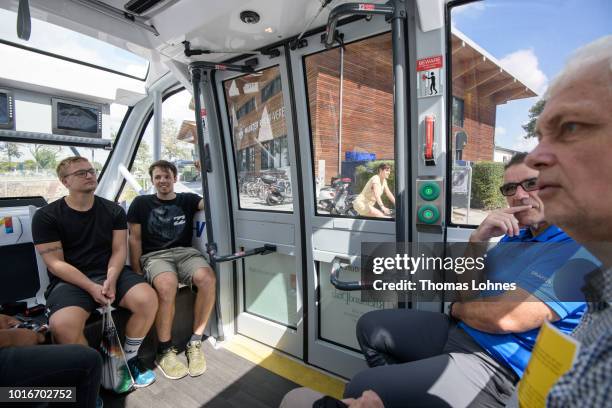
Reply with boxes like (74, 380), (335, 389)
(417, 56), (443, 71)
(358, 4), (375, 11)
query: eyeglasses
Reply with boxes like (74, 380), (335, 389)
(63, 168), (97, 179)
(499, 177), (539, 196)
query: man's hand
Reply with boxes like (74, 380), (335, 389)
(342, 390), (384, 408)
(1, 328), (45, 346)
(0, 314), (20, 329)
(469, 205), (532, 242)
(88, 283), (110, 305)
(101, 279), (117, 304)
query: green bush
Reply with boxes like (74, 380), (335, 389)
(354, 160), (395, 207)
(471, 161), (505, 210)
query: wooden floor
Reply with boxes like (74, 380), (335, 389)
(101, 340), (301, 408)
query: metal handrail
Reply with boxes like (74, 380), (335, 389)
(330, 257), (373, 291)
(213, 244), (277, 263)
(324, 2), (395, 48)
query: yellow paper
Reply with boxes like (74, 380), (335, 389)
(518, 321), (580, 408)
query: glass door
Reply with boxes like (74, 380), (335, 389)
(290, 16), (399, 378)
(216, 53), (303, 357)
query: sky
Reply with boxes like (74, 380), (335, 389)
(452, 0), (611, 151)
(0, 1), (610, 160)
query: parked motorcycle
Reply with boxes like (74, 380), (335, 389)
(317, 186), (336, 213)
(317, 177), (359, 216)
(262, 175), (292, 205)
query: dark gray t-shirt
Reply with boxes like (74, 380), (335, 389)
(127, 193), (201, 255)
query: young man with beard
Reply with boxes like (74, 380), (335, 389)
(32, 157), (158, 389)
(127, 160), (215, 380)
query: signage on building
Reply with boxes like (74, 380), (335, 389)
(417, 55), (444, 98)
(237, 106), (286, 140)
(243, 82), (259, 94)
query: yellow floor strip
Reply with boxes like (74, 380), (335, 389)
(222, 335), (346, 399)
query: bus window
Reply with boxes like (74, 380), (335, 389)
(448, 0), (608, 226)
(118, 89), (197, 205)
(304, 33), (395, 219)
(0, 8), (148, 79)
(223, 66), (294, 212)
(0, 8), (142, 203)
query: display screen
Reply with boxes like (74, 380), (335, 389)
(56, 101), (99, 133)
(0, 93), (9, 125)
(0, 243), (40, 304)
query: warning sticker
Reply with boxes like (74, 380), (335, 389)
(417, 56), (443, 71)
(417, 55), (443, 98)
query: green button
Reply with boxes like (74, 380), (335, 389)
(419, 182), (440, 201)
(418, 205), (440, 224)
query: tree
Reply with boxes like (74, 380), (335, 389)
(29, 144), (60, 171)
(134, 140), (152, 175)
(522, 99), (546, 139)
(23, 160), (37, 171)
(0, 142), (23, 169)
(161, 118), (191, 162)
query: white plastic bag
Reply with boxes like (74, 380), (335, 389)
(99, 306), (134, 393)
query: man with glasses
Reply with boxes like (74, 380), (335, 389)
(341, 152), (588, 407)
(32, 156), (159, 389)
(281, 152), (589, 407)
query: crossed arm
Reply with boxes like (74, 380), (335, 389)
(35, 229), (127, 304)
(35, 242), (96, 292)
(451, 287), (560, 334)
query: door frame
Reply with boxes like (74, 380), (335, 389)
(215, 49), (305, 358)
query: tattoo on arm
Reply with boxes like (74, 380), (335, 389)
(39, 246), (63, 255)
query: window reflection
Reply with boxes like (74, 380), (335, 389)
(304, 33), (395, 218)
(224, 67), (294, 212)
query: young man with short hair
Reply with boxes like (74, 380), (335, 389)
(32, 156), (158, 388)
(128, 160), (215, 379)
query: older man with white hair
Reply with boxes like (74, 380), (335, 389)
(525, 34), (612, 406)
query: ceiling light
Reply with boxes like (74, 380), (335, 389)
(264, 27), (273, 33)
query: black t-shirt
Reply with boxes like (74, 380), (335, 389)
(127, 193), (201, 255)
(32, 196), (127, 280)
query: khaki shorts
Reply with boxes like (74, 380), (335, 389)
(141, 247), (210, 287)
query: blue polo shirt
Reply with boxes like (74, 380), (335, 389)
(459, 225), (591, 377)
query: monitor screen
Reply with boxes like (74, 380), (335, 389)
(0, 243), (40, 304)
(0, 91), (14, 129)
(0, 93), (8, 124)
(56, 101), (99, 133)
(52, 98), (102, 138)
